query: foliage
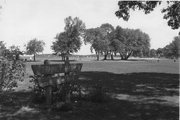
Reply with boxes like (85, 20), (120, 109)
(52, 16), (85, 60)
(163, 36), (180, 58)
(29, 75), (46, 104)
(84, 23), (114, 60)
(0, 58), (26, 92)
(0, 43), (25, 92)
(3, 45), (23, 60)
(156, 48), (164, 57)
(29, 74), (81, 106)
(85, 24), (150, 60)
(111, 26), (150, 60)
(85, 28), (103, 60)
(149, 49), (157, 58)
(26, 39), (45, 61)
(115, 1), (180, 30)
(0, 41), (6, 56)
(100, 23), (115, 60)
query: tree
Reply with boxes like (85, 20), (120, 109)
(84, 23), (115, 60)
(52, 16), (85, 61)
(84, 28), (104, 61)
(156, 48), (164, 57)
(163, 36), (180, 58)
(2, 45), (23, 60)
(111, 26), (150, 60)
(149, 49), (157, 58)
(100, 23), (115, 60)
(115, 1), (180, 30)
(9, 45), (23, 60)
(26, 39), (45, 61)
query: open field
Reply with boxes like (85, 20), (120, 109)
(0, 58), (179, 120)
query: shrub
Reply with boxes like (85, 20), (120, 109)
(0, 57), (26, 92)
(29, 75), (46, 104)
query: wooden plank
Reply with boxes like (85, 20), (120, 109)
(31, 63), (82, 75)
(31, 64), (65, 75)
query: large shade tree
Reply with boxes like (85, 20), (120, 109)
(84, 23), (115, 60)
(84, 28), (104, 61)
(52, 16), (85, 61)
(85, 25), (150, 60)
(115, 1), (180, 30)
(26, 39), (45, 61)
(111, 26), (150, 60)
(100, 23), (115, 60)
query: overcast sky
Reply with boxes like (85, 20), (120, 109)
(0, 0), (179, 54)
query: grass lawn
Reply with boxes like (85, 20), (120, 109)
(0, 58), (179, 120)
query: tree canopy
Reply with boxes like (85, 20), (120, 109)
(52, 16), (85, 60)
(84, 26), (112, 60)
(163, 36), (180, 58)
(111, 27), (150, 60)
(115, 1), (180, 30)
(85, 23), (150, 60)
(26, 39), (45, 61)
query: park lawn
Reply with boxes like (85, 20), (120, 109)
(0, 58), (179, 120)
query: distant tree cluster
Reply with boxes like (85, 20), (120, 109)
(161, 36), (179, 59)
(84, 23), (150, 60)
(148, 36), (180, 59)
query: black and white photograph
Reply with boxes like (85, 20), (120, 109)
(0, 0), (179, 120)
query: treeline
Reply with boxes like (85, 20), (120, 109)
(150, 36), (180, 59)
(84, 24), (150, 60)
(51, 17), (151, 61)
(0, 16), (179, 61)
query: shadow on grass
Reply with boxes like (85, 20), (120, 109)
(79, 72), (179, 96)
(93, 58), (151, 62)
(0, 72), (179, 120)
(78, 72), (179, 120)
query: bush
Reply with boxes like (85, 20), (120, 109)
(29, 75), (46, 104)
(0, 57), (26, 92)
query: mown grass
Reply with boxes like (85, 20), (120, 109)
(0, 57), (179, 120)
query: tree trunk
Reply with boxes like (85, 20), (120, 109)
(103, 51), (108, 60)
(104, 54), (107, 60)
(110, 52), (114, 60)
(96, 51), (100, 61)
(120, 51), (133, 60)
(33, 53), (36, 61)
(120, 52), (124, 60)
(126, 51), (133, 59)
(111, 54), (114, 60)
(114, 52), (117, 56)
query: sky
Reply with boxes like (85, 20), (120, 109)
(0, 0), (179, 55)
